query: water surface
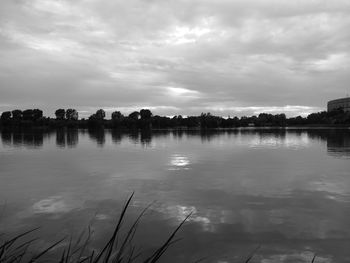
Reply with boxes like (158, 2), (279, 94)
(1, 129), (350, 262)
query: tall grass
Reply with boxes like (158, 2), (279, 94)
(0, 193), (319, 263)
(0, 193), (190, 263)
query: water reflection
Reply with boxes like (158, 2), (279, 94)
(56, 129), (65, 147)
(13, 132), (23, 146)
(1, 128), (350, 157)
(33, 196), (71, 214)
(88, 128), (105, 146)
(1, 128), (350, 262)
(1, 130), (45, 148)
(56, 129), (79, 148)
(140, 130), (152, 146)
(67, 129), (78, 147)
(326, 130), (350, 158)
(111, 129), (122, 144)
(128, 131), (139, 144)
(169, 154), (191, 170)
(1, 132), (11, 146)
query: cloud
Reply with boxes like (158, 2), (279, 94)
(165, 87), (200, 99)
(1, 0), (350, 117)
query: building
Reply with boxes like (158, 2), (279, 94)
(327, 97), (350, 112)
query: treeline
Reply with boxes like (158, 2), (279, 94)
(0, 107), (349, 129)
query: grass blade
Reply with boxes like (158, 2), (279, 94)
(244, 245), (261, 263)
(93, 192), (134, 263)
(145, 213), (191, 263)
(28, 237), (65, 262)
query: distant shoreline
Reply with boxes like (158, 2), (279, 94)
(1, 108), (349, 129)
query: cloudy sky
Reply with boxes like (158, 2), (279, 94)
(1, 0), (350, 118)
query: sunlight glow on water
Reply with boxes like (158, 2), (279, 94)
(169, 154), (191, 170)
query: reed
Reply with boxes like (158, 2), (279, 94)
(0, 194), (319, 263)
(0, 193), (190, 263)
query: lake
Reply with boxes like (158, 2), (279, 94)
(1, 128), (350, 262)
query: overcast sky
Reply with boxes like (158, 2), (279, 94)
(1, 0), (350, 118)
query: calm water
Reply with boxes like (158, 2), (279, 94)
(1, 128), (350, 262)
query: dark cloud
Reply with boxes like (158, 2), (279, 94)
(1, 0), (349, 117)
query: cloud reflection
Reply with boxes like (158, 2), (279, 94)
(33, 196), (71, 214)
(262, 251), (331, 263)
(248, 133), (310, 149)
(156, 204), (213, 232)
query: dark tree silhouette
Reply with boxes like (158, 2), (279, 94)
(128, 111), (140, 120)
(87, 109), (106, 128)
(111, 111), (124, 120)
(140, 109), (152, 120)
(55, 109), (66, 120)
(95, 109), (105, 120)
(1, 106), (350, 129)
(1, 111), (11, 121)
(32, 109), (43, 120)
(12, 109), (22, 120)
(66, 109), (78, 120)
(307, 111), (328, 124)
(22, 109), (34, 121)
(20, 109), (43, 121)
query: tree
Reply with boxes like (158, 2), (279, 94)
(66, 109), (78, 120)
(1, 111), (11, 121)
(95, 109), (105, 120)
(21, 109), (43, 121)
(22, 109), (34, 120)
(32, 109), (43, 121)
(12, 110), (22, 120)
(275, 113), (286, 126)
(55, 109), (66, 120)
(88, 114), (96, 120)
(111, 111), (124, 120)
(140, 109), (152, 120)
(88, 109), (105, 128)
(307, 111), (328, 124)
(128, 111), (140, 120)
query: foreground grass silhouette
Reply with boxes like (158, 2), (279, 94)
(0, 193), (320, 263)
(0, 193), (191, 263)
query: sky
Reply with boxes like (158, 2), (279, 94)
(1, 0), (350, 118)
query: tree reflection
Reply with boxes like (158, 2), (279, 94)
(0, 130), (44, 148)
(172, 130), (184, 140)
(128, 131), (139, 144)
(326, 130), (350, 157)
(111, 129), (122, 144)
(1, 132), (11, 146)
(88, 128), (105, 146)
(200, 130), (223, 142)
(21, 132), (42, 147)
(1, 128), (350, 157)
(56, 129), (78, 148)
(56, 129), (66, 147)
(23, 133), (34, 145)
(140, 130), (152, 147)
(67, 129), (78, 147)
(32, 132), (43, 147)
(12, 132), (23, 146)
